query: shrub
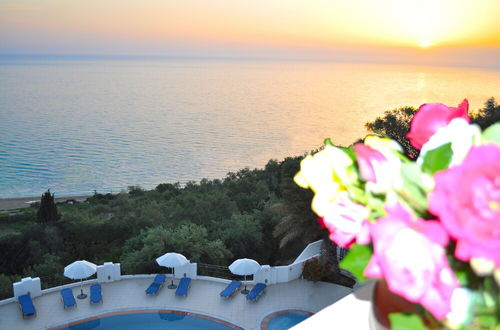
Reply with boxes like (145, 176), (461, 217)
(302, 257), (325, 282)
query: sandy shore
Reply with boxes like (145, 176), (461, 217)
(0, 195), (91, 211)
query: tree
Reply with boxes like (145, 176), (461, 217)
(23, 253), (64, 288)
(37, 190), (60, 224)
(120, 224), (232, 274)
(272, 182), (324, 249)
(216, 213), (263, 261)
(365, 106), (418, 158)
(365, 98), (500, 159)
(472, 97), (500, 130)
(320, 240), (355, 287)
(0, 273), (18, 299)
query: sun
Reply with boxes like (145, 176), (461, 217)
(418, 40), (434, 48)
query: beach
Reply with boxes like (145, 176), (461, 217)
(0, 195), (90, 212)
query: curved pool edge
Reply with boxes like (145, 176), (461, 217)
(47, 307), (246, 330)
(259, 308), (314, 330)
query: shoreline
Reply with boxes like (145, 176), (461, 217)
(0, 195), (91, 212)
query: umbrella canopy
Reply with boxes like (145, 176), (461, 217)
(229, 258), (261, 276)
(156, 252), (188, 268)
(64, 260), (97, 280)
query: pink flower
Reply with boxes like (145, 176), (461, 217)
(316, 216), (326, 229)
(354, 143), (387, 183)
(429, 145), (500, 267)
(364, 203), (458, 320)
(354, 136), (403, 193)
(407, 99), (470, 150)
(320, 198), (370, 248)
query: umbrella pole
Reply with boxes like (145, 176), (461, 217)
(241, 275), (249, 294)
(77, 278), (87, 299)
(168, 267), (177, 289)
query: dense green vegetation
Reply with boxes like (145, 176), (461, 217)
(0, 97), (498, 299)
(0, 158), (320, 299)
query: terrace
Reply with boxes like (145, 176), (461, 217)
(0, 240), (362, 330)
(0, 277), (354, 329)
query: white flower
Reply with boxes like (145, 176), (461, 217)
(470, 257), (495, 277)
(417, 118), (481, 167)
(294, 145), (357, 217)
(446, 288), (473, 328)
(363, 136), (403, 193)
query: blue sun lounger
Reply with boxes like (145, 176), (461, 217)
(145, 274), (166, 295)
(246, 283), (266, 301)
(175, 277), (191, 297)
(90, 284), (102, 304)
(60, 288), (77, 308)
(18, 294), (36, 318)
(220, 280), (241, 298)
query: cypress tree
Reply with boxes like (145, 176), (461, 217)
(37, 190), (60, 224)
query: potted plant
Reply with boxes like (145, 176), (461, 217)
(294, 100), (499, 329)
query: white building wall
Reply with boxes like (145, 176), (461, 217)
(174, 262), (197, 279)
(252, 240), (325, 285)
(97, 262), (121, 283)
(287, 262), (304, 282)
(12, 277), (42, 298)
(294, 240), (323, 264)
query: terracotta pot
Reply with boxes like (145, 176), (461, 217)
(369, 280), (419, 330)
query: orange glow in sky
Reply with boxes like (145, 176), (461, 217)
(0, 0), (499, 62)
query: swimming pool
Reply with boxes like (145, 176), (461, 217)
(261, 310), (312, 330)
(53, 311), (240, 330)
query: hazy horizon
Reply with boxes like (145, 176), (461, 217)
(2, 47), (500, 71)
(1, 0), (499, 69)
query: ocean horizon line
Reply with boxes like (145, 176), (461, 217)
(1, 53), (499, 71)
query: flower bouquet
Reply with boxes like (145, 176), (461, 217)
(294, 100), (499, 329)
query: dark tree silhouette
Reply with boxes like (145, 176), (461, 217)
(365, 106), (418, 158)
(37, 190), (60, 224)
(365, 98), (500, 159)
(472, 97), (500, 130)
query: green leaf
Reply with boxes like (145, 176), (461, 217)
(340, 145), (357, 164)
(324, 138), (334, 146)
(453, 268), (470, 287)
(389, 313), (428, 330)
(482, 123), (500, 144)
(339, 243), (372, 282)
(422, 142), (453, 174)
(400, 162), (424, 188)
(395, 163), (429, 214)
(475, 314), (498, 328)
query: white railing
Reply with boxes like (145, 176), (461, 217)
(293, 240), (323, 264)
(2, 240), (328, 304)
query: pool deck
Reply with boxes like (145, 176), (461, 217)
(0, 277), (353, 330)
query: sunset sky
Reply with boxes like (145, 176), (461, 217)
(1, 0), (499, 67)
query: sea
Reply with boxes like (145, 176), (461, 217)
(1, 56), (499, 198)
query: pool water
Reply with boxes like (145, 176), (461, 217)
(58, 312), (234, 330)
(266, 312), (310, 330)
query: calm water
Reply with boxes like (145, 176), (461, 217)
(58, 312), (233, 329)
(1, 56), (499, 198)
(267, 312), (311, 330)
